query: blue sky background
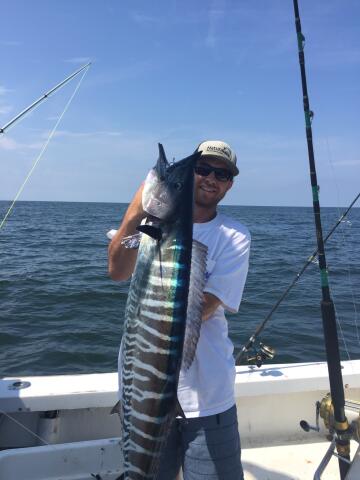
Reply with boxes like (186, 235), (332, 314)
(0, 0), (359, 206)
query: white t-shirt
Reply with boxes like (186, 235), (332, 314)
(177, 212), (251, 418)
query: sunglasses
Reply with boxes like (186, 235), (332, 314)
(194, 164), (233, 182)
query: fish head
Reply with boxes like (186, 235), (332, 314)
(142, 144), (201, 221)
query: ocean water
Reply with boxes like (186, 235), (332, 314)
(0, 201), (359, 377)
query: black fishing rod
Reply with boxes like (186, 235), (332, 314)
(235, 190), (360, 366)
(292, 1), (350, 478)
(0, 62), (91, 134)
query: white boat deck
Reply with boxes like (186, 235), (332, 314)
(243, 441), (358, 480)
(0, 437), (358, 479)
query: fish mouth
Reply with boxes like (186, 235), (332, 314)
(144, 196), (170, 221)
(145, 213), (163, 225)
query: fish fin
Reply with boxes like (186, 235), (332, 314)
(110, 400), (124, 424)
(110, 400), (120, 415)
(181, 239), (208, 371)
(175, 398), (186, 419)
(156, 143), (169, 180)
(120, 232), (142, 249)
(136, 224), (162, 241)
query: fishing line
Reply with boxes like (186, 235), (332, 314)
(0, 408), (51, 446)
(331, 220), (360, 348)
(0, 407), (115, 477)
(340, 234), (360, 347)
(334, 304), (352, 362)
(236, 197), (358, 366)
(324, 137), (360, 346)
(0, 65), (90, 231)
(242, 271), (317, 304)
(336, 218), (360, 348)
(324, 137), (342, 215)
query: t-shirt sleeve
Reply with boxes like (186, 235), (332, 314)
(203, 230), (250, 313)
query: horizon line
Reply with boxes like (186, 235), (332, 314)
(0, 199), (358, 209)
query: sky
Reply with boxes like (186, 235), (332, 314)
(0, 0), (359, 207)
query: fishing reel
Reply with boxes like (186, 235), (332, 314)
(301, 393), (360, 441)
(247, 342), (276, 368)
(300, 393), (360, 478)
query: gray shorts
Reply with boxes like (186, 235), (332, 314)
(157, 405), (244, 480)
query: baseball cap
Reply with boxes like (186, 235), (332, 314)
(195, 140), (239, 176)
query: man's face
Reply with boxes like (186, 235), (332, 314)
(194, 157), (233, 209)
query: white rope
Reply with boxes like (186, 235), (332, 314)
(0, 65), (90, 231)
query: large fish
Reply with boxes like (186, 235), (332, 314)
(119, 144), (207, 479)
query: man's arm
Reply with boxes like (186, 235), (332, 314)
(202, 292), (222, 321)
(108, 184), (146, 281)
(108, 187), (224, 316)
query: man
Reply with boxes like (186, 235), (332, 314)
(108, 140), (250, 480)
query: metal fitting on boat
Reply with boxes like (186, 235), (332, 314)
(352, 416), (360, 443)
(8, 380), (31, 391)
(334, 420), (351, 431)
(336, 443), (351, 457)
(37, 410), (60, 445)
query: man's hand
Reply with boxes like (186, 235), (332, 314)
(202, 292), (222, 321)
(108, 184), (146, 281)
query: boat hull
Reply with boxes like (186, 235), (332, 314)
(1, 361), (360, 479)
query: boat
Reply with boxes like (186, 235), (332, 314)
(1, 2), (359, 479)
(1, 360), (360, 479)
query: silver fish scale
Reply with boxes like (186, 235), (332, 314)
(121, 230), (192, 479)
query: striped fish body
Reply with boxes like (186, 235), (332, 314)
(120, 147), (205, 479)
(121, 224), (191, 479)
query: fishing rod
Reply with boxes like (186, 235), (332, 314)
(0, 62), (91, 134)
(292, 1), (350, 478)
(235, 190), (360, 366)
(0, 63), (91, 231)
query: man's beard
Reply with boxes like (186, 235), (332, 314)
(194, 189), (226, 209)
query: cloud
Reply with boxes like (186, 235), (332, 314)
(0, 86), (13, 116)
(0, 104), (13, 115)
(205, 0), (225, 48)
(65, 57), (92, 65)
(311, 48), (360, 68)
(0, 86), (13, 96)
(0, 137), (18, 150)
(0, 129), (125, 153)
(87, 61), (152, 88)
(0, 40), (21, 46)
(43, 129), (123, 139)
(130, 12), (160, 24)
(224, 131), (304, 152)
(0, 134), (49, 152)
(332, 159), (360, 167)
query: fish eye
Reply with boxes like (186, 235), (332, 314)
(174, 182), (183, 191)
